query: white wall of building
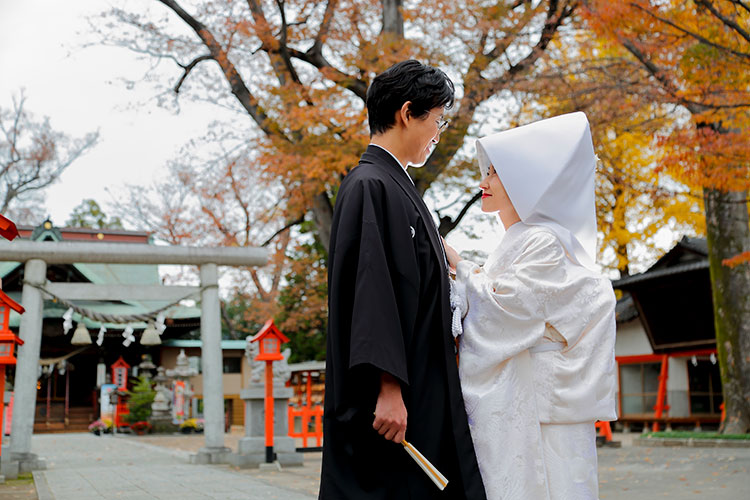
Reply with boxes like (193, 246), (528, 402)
(615, 319), (653, 356)
(615, 319), (690, 418)
(667, 357), (690, 418)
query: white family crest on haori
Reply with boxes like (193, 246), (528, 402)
(476, 112), (597, 270)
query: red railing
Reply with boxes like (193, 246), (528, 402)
(287, 368), (324, 448)
(288, 404), (323, 448)
(616, 349), (719, 431)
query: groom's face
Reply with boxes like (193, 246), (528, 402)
(400, 105), (445, 167)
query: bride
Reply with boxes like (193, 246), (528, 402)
(444, 112), (617, 500)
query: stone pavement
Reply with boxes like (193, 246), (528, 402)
(3, 432), (749, 499)
(597, 437), (750, 499)
(27, 433), (315, 500)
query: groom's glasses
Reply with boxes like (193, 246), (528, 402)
(427, 110), (450, 133)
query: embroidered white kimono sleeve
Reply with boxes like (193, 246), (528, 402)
(454, 224), (617, 500)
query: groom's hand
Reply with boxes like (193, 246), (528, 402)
(373, 372), (407, 443)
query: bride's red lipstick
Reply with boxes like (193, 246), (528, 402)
(482, 192), (491, 198)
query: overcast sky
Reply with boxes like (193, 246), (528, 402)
(0, 0), (242, 227)
(0, 2), (535, 270)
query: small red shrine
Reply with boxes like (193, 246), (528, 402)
(250, 319), (289, 463)
(250, 319), (289, 362)
(111, 357), (131, 428)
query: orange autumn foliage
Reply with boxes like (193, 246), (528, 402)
(516, 31), (703, 275)
(103, 0), (590, 337)
(582, 0), (750, 192)
(582, 0), (750, 267)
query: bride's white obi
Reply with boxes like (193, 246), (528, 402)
(451, 223), (617, 499)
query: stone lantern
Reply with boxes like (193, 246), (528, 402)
(231, 320), (301, 469)
(166, 349), (197, 423)
(137, 354), (156, 380)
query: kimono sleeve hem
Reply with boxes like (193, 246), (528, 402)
(348, 359), (409, 389)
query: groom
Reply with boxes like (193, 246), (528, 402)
(319, 60), (486, 499)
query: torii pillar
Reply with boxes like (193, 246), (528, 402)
(7, 259), (47, 474)
(191, 263), (231, 464)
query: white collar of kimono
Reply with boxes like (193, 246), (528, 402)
(476, 112), (597, 270)
(369, 143), (414, 185)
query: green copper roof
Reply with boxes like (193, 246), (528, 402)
(163, 339), (247, 350)
(1, 223), (200, 330)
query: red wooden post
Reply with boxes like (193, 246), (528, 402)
(303, 371), (313, 447)
(314, 405), (323, 446)
(0, 369), (5, 438)
(595, 421), (613, 442)
(652, 354), (670, 432)
(249, 319), (289, 464)
(305, 371), (312, 408)
(264, 360), (274, 462)
(46, 378), (51, 427)
(0, 290), (25, 462)
(0, 215), (20, 452)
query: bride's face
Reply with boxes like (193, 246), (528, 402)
(479, 164), (514, 214)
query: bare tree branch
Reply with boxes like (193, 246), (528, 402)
(261, 216), (305, 247)
(630, 2), (750, 59)
(732, 0), (750, 15)
(246, 0), (301, 86)
(287, 47), (368, 100)
(695, 0), (750, 44)
(437, 191), (482, 236)
(0, 94), (98, 218)
(174, 54), (213, 93)
(157, 0), (287, 139)
(312, 0), (338, 55)
(620, 39), (707, 115)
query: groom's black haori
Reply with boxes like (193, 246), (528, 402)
(319, 61), (486, 500)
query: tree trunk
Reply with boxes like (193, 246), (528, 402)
(311, 193), (334, 254)
(381, 0), (404, 36)
(703, 188), (750, 434)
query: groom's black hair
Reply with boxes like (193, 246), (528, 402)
(366, 60), (455, 136)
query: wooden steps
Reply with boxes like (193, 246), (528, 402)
(34, 405), (95, 433)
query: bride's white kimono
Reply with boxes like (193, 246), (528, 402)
(452, 223), (617, 500)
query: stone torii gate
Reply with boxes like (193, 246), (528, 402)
(0, 239), (267, 472)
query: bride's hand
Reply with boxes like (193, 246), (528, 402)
(442, 238), (462, 271)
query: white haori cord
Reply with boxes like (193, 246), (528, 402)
(449, 280), (465, 339)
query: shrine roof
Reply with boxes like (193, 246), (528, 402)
(0, 221), (200, 329)
(162, 339), (247, 350)
(615, 294), (638, 324)
(612, 260), (709, 288)
(288, 361), (326, 372)
(0, 221), (160, 286)
(610, 235), (714, 353)
(612, 236), (708, 290)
